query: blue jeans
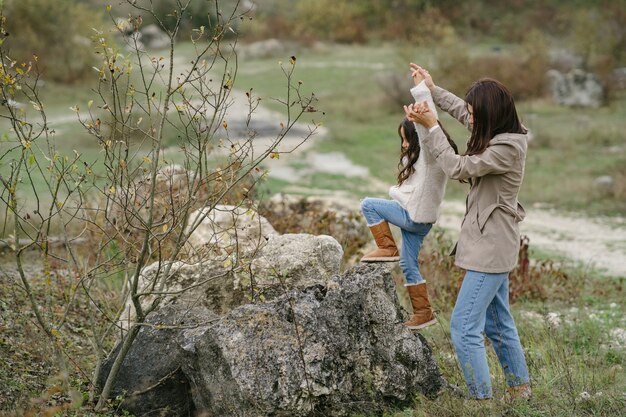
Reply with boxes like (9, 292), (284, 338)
(360, 198), (432, 284)
(450, 270), (530, 399)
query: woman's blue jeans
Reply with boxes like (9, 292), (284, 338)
(360, 197), (432, 284)
(450, 270), (530, 399)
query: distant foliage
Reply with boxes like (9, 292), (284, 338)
(3, 0), (103, 83)
(434, 29), (550, 100)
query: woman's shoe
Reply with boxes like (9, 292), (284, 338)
(504, 383), (532, 402)
(360, 221), (400, 262)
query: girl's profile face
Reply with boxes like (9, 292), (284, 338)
(467, 104), (474, 126)
(400, 126), (409, 149)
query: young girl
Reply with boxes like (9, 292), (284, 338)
(404, 63), (531, 400)
(360, 76), (459, 329)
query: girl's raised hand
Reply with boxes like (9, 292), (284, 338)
(409, 63), (435, 91)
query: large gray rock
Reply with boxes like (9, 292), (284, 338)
(101, 264), (444, 417)
(183, 263), (444, 416)
(239, 38), (286, 59)
(139, 24), (170, 49)
(546, 68), (605, 108)
(98, 306), (217, 417)
(120, 233), (342, 326)
(246, 233), (343, 295)
(260, 194), (370, 264)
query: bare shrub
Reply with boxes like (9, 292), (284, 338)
(0, 0), (320, 411)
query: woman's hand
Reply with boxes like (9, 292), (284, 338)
(404, 101), (437, 129)
(411, 67), (425, 86)
(409, 63), (435, 91)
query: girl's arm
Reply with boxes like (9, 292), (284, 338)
(409, 64), (471, 131)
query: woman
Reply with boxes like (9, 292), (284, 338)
(403, 63), (531, 400)
(361, 74), (459, 330)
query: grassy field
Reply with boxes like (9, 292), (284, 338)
(234, 43), (626, 215)
(4, 41), (624, 214)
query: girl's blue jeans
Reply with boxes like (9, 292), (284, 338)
(360, 197), (432, 284)
(451, 270), (530, 399)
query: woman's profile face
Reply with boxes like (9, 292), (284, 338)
(400, 126), (410, 149)
(467, 104), (474, 126)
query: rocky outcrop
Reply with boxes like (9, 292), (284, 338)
(97, 306), (217, 417)
(101, 264), (444, 417)
(119, 232), (343, 325)
(183, 263), (444, 416)
(546, 68), (605, 108)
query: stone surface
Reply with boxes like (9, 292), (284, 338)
(103, 264), (444, 417)
(546, 68), (605, 108)
(120, 233), (342, 326)
(140, 24), (170, 49)
(98, 306), (217, 417)
(247, 233), (343, 297)
(260, 193), (369, 263)
(239, 38), (286, 59)
(183, 263), (444, 416)
(103, 164), (203, 260)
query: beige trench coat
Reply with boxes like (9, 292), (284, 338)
(421, 86), (528, 273)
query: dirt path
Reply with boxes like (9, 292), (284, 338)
(438, 200), (626, 277)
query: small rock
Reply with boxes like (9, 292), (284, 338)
(140, 24), (170, 49)
(546, 68), (605, 108)
(593, 175), (614, 193)
(185, 205), (278, 257)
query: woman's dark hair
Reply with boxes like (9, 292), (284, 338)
(397, 118), (459, 185)
(464, 78), (526, 156)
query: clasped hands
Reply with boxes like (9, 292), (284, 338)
(404, 101), (437, 129)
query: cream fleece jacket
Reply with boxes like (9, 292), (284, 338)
(388, 81), (449, 224)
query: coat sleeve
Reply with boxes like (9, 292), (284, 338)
(421, 128), (521, 180)
(432, 86), (471, 131)
(410, 81), (439, 145)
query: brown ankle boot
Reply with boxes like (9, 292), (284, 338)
(403, 282), (436, 329)
(360, 221), (400, 262)
(504, 383), (532, 402)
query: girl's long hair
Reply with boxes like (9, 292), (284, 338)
(397, 118), (459, 185)
(464, 78), (526, 156)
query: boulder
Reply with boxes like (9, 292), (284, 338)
(97, 306), (217, 417)
(246, 233), (343, 298)
(139, 24), (170, 49)
(120, 233), (342, 325)
(103, 264), (444, 416)
(546, 68), (605, 108)
(239, 38), (286, 59)
(593, 175), (614, 196)
(103, 164), (204, 260)
(183, 263), (444, 416)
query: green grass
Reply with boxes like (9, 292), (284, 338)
(386, 276), (626, 417)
